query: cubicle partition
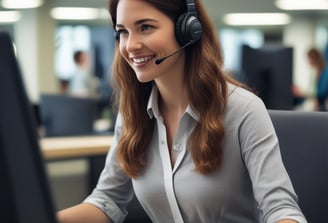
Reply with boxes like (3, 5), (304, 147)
(39, 94), (98, 137)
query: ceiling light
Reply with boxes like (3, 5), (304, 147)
(275, 0), (328, 10)
(223, 13), (291, 26)
(50, 7), (108, 20)
(1, 0), (43, 9)
(0, 11), (21, 23)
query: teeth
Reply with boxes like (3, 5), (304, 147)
(132, 56), (153, 63)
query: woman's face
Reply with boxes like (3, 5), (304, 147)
(115, 0), (184, 83)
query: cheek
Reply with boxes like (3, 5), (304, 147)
(152, 35), (178, 54)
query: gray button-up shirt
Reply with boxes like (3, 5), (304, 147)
(84, 84), (307, 223)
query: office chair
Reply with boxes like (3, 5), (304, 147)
(39, 94), (98, 137)
(269, 110), (328, 223)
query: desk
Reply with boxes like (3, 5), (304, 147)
(40, 135), (113, 161)
(40, 135), (113, 192)
(40, 135), (152, 222)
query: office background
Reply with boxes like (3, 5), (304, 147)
(1, 0), (327, 106)
(1, 0), (328, 211)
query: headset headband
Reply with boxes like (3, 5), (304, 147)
(186, 0), (198, 16)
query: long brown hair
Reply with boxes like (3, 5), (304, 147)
(109, 0), (239, 178)
(307, 48), (326, 74)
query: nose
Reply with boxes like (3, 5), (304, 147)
(125, 33), (142, 52)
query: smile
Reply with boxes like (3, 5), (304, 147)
(131, 55), (155, 64)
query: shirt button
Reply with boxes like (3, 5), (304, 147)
(173, 144), (183, 151)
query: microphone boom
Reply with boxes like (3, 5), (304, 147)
(155, 41), (192, 65)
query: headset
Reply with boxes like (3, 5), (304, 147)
(175, 0), (203, 46)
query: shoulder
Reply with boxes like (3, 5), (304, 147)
(226, 83), (265, 113)
(323, 66), (328, 78)
(224, 83), (270, 129)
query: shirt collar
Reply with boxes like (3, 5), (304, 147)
(147, 85), (160, 119)
(146, 85), (199, 122)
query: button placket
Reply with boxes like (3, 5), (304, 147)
(157, 120), (184, 223)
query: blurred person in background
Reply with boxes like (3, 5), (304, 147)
(307, 48), (328, 111)
(69, 50), (100, 98)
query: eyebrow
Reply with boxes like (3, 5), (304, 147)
(116, 18), (159, 28)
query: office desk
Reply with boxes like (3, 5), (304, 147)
(40, 135), (113, 191)
(40, 135), (113, 161)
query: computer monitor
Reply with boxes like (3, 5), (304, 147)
(240, 44), (294, 110)
(0, 31), (57, 223)
(39, 94), (98, 137)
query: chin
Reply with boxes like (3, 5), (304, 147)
(136, 74), (154, 83)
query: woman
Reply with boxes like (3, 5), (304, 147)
(307, 48), (328, 111)
(58, 0), (307, 222)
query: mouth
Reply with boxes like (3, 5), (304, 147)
(131, 55), (155, 65)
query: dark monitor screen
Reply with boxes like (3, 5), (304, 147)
(0, 31), (57, 223)
(240, 44), (294, 110)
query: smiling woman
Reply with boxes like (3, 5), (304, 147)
(57, 1), (308, 223)
(115, 0), (182, 83)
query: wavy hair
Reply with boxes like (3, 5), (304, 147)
(109, 0), (240, 178)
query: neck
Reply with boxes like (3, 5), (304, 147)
(157, 85), (188, 118)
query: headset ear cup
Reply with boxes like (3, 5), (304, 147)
(175, 13), (188, 46)
(187, 15), (202, 43)
(175, 13), (203, 46)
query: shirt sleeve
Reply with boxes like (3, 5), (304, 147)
(317, 67), (328, 101)
(238, 97), (307, 223)
(84, 114), (134, 223)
